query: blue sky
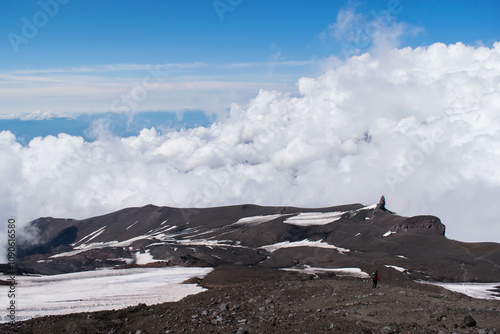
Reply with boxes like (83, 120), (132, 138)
(1, 0), (500, 246)
(1, 0), (499, 68)
(1, 0), (499, 135)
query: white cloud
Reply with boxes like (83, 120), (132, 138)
(1, 42), (500, 260)
(327, 5), (424, 58)
(329, 7), (365, 41)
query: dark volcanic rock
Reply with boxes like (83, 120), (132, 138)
(375, 195), (395, 214)
(391, 215), (446, 236)
(462, 315), (477, 327)
(236, 327), (250, 334)
(376, 195), (386, 211)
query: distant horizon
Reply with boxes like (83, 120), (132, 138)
(0, 110), (214, 145)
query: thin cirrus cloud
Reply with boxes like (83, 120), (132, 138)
(0, 60), (316, 119)
(1, 41), (500, 260)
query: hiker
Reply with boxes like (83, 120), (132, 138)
(371, 270), (380, 288)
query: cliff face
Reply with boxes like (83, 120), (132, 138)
(390, 215), (446, 236)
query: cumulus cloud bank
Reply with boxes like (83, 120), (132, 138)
(2, 42), (500, 258)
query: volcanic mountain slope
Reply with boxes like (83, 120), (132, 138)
(14, 196), (500, 282)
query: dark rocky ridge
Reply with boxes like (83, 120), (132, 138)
(9, 197), (500, 282)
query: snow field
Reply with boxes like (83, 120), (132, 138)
(0, 267), (213, 323)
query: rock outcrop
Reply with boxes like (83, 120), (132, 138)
(391, 215), (446, 236)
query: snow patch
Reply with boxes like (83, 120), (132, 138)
(134, 250), (156, 265)
(126, 221), (138, 230)
(359, 204), (377, 211)
(233, 214), (287, 226)
(384, 265), (408, 273)
(107, 257), (134, 264)
(177, 239), (246, 248)
(150, 238), (246, 249)
(419, 281), (500, 301)
(282, 265), (369, 278)
(72, 226), (107, 246)
(383, 231), (396, 237)
(181, 228), (220, 238)
(283, 212), (345, 226)
(261, 239), (350, 254)
(86, 227), (106, 243)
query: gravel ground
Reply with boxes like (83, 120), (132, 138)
(1, 266), (499, 334)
